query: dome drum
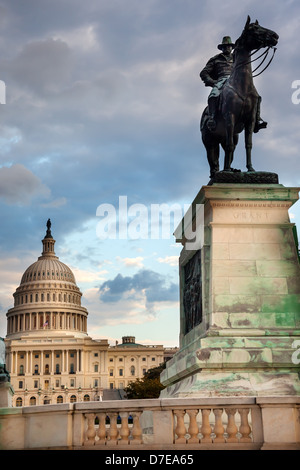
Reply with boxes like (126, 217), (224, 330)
(13, 284), (82, 308)
(6, 309), (88, 338)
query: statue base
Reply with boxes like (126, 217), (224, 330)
(209, 171), (279, 185)
(160, 183), (300, 397)
(0, 382), (14, 407)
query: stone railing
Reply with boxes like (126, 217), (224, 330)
(0, 397), (299, 450)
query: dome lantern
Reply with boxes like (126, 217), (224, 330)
(40, 219), (57, 259)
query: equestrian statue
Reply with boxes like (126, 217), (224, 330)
(200, 16), (279, 182)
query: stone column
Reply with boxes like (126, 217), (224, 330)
(25, 351), (29, 375)
(40, 350), (44, 375)
(62, 350), (65, 373)
(76, 350), (79, 372)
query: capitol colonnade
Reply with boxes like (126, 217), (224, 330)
(7, 311), (88, 336)
(8, 347), (108, 376)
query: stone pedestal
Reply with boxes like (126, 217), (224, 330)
(160, 184), (300, 397)
(0, 381), (14, 407)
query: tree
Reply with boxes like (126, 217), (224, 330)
(124, 363), (166, 399)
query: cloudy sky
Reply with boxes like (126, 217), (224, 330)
(0, 0), (299, 346)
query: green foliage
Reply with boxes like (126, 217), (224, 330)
(124, 363), (166, 399)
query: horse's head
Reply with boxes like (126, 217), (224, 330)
(236, 15), (279, 51)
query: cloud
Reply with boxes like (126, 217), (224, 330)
(98, 269), (178, 305)
(41, 197), (67, 208)
(70, 266), (107, 284)
(52, 24), (100, 52)
(83, 287), (157, 327)
(0, 164), (50, 204)
(8, 38), (73, 95)
(116, 256), (144, 268)
(157, 256), (179, 267)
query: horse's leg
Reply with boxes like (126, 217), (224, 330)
(202, 124), (220, 178)
(244, 120), (255, 171)
(224, 112), (235, 171)
(207, 144), (219, 178)
(232, 134), (239, 167)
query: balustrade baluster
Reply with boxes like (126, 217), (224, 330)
(95, 412), (106, 445)
(238, 408), (252, 442)
(225, 408), (238, 442)
(174, 409), (186, 444)
(131, 411), (142, 444)
(119, 411), (130, 445)
(213, 408), (225, 442)
(186, 409), (199, 444)
(84, 413), (96, 446)
(106, 412), (119, 445)
(200, 408), (212, 443)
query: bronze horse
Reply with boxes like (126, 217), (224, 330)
(201, 16), (279, 179)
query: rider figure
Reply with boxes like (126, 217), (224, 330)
(200, 36), (267, 133)
(200, 36), (234, 132)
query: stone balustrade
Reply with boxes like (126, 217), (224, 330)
(81, 399), (257, 447)
(0, 397), (299, 450)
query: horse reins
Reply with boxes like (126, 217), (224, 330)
(234, 46), (277, 77)
(252, 47), (277, 77)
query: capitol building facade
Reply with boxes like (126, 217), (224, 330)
(4, 221), (176, 407)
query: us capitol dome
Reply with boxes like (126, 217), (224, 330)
(6, 219), (88, 339)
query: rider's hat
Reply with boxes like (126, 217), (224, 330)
(218, 36), (235, 50)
